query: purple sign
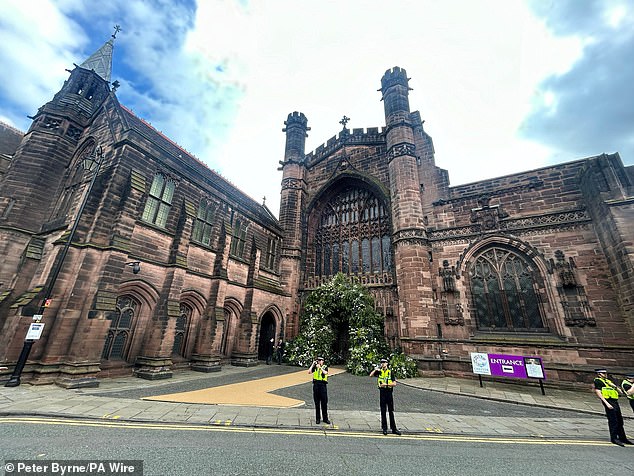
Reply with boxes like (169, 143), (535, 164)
(488, 354), (527, 379)
(470, 352), (545, 380)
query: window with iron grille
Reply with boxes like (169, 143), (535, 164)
(102, 295), (138, 361)
(192, 200), (215, 246)
(469, 247), (545, 331)
(230, 217), (247, 258)
(172, 303), (191, 356)
(141, 173), (175, 227)
(313, 186), (392, 278)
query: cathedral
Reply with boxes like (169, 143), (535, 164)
(0, 35), (632, 388)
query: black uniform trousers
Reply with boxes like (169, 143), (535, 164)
(313, 382), (328, 422)
(379, 388), (397, 431)
(603, 398), (627, 442)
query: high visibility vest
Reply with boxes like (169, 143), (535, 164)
(313, 366), (328, 383)
(621, 379), (634, 400)
(377, 368), (394, 388)
(596, 377), (619, 399)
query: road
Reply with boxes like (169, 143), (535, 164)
(92, 366), (596, 419)
(1, 417), (631, 476)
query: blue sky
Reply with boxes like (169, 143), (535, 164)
(1, 0), (632, 216)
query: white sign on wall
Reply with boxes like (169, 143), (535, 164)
(25, 323), (45, 340)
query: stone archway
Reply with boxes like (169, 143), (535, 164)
(257, 312), (276, 361)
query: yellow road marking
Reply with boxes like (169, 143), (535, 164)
(0, 416), (610, 446)
(142, 367), (346, 408)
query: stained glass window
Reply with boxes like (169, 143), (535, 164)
(313, 186), (392, 278)
(469, 247), (544, 330)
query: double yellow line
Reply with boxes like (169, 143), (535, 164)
(0, 416), (610, 446)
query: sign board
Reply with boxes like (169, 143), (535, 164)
(470, 352), (545, 380)
(524, 357), (545, 379)
(470, 352), (491, 375)
(32, 314), (43, 321)
(25, 323), (45, 340)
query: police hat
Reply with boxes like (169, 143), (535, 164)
(626, 373), (634, 379)
(316, 357), (324, 361)
(595, 368), (608, 373)
(380, 358), (388, 363)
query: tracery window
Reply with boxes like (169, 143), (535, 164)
(313, 186), (392, 278)
(230, 217), (248, 258)
(102, 295), (138, 360)
(192, 200), (215, 246)
(469, 247), (544, 331)
(172, 303), (191, 356)
(52, 143), (95, 221)
(142, 173), (175, 227)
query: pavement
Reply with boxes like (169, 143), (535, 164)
(1, 364), (633, 443)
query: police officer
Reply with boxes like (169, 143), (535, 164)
(621, 372), (634, 414)
(593, 368), (632, 446)
(309, 357), (330, 424)
(370, 358), (401, 436)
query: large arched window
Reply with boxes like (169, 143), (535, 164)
(102, 295), (139, 360)
(469, 247), (545, 331)
(313, 186), (392, 278)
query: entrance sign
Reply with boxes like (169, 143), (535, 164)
(25, 323), (45, 340)
(470, 352), (545, 380)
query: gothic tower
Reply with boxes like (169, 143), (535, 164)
(0, 33), (117, 384)
(380, 67), (435, 345)
(278, 112), (309, 336)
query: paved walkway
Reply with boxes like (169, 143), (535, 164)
(1, 365), (632, 442)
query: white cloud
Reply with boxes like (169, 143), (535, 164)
(0, 0), (86, 125)
(3, 0), (624, 218)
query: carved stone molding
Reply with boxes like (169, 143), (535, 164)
(442, 298), (465, 326)
(470, 203), (509, 232)
(281, 177), (304, 191)
(387, 142), (416, 162)
(429, 209), (591, 245)
(502, 209), (590, 231)
(393, 228), (427, 246)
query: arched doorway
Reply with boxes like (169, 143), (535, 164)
(257, 312), (276, 361)
(331, 313), (350, 363)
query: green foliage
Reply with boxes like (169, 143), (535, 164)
(388, 348), (419, 378)
(346, 325), (389, 375)
(286, 273), (394, 376)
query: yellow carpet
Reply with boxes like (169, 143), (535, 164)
(143, 367), (346, 408)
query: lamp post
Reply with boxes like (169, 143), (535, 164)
(5, 145), (105, 387)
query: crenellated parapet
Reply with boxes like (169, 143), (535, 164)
(379, 66), (411, 93)
(305, 127), (386, 165)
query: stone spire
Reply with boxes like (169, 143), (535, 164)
(79, 25), (121, 83)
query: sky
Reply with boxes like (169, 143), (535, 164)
(1, 0), (632, 217)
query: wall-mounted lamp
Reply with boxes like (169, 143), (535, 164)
(126, 261), (141, 274)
